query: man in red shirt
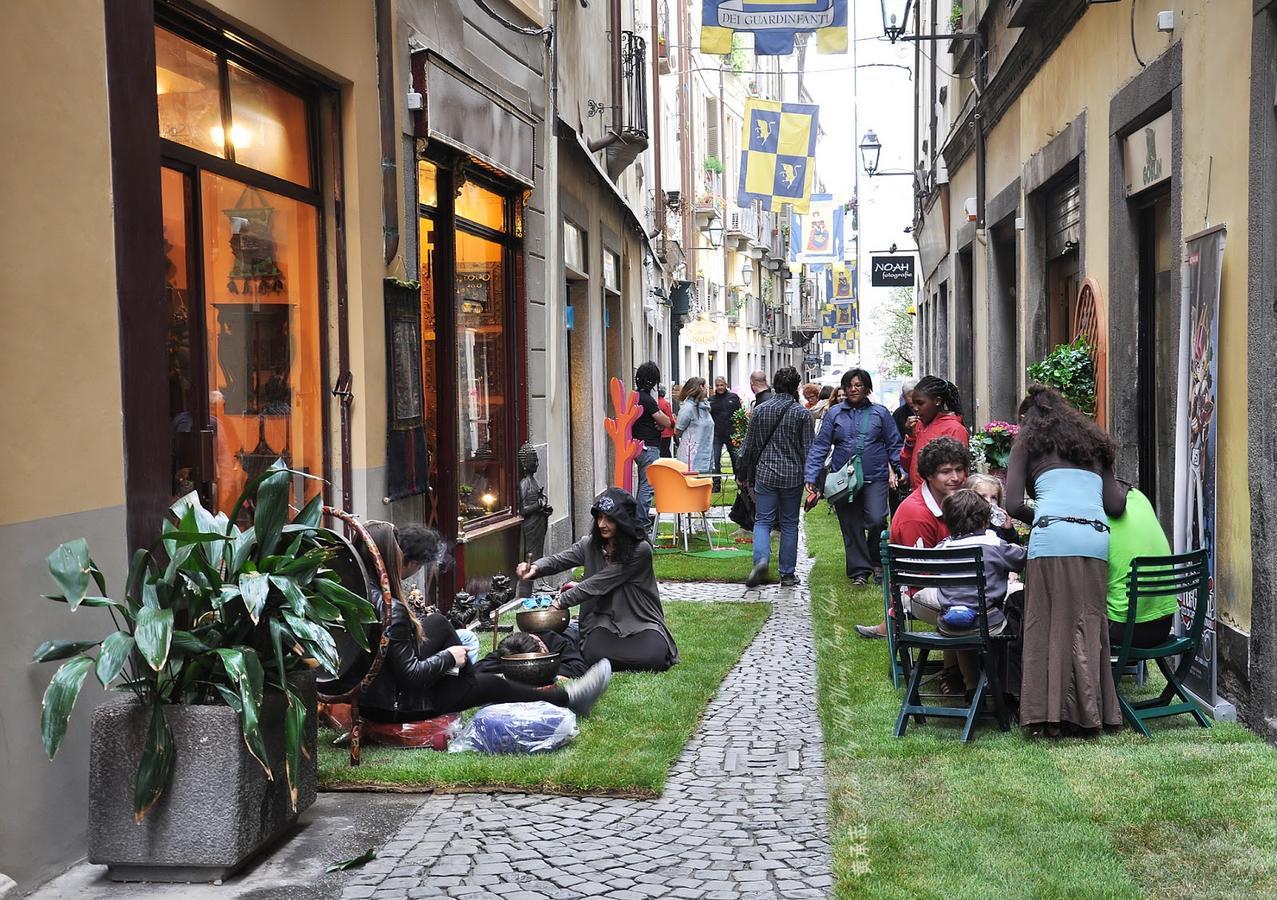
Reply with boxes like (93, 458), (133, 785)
(854, 436), (971, 638)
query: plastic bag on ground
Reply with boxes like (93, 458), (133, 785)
(447, 702), (578, 754)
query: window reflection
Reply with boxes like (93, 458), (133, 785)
(228, 62), (312, 186)
(155, 27), (223, 157)
(455, 231), (509, 523)
(456, 181), (505, 231)
(419, 159), (438, 208)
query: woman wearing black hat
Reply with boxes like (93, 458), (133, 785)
(517, 488), (678, 672)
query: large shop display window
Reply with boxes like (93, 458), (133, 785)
(155, 24), (323, 520)
(417, 159), (522, 538)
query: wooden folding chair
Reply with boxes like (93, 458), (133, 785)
(887, 543), (1012, 742)
(1110, 549), (1212, 736)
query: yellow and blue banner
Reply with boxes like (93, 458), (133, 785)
(738, 98), (819, 213)
(702, 0), (848, 56)
(789, 194), (844, 265)
(825, 262), (856, 304)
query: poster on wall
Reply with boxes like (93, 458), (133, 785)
(789, 195), (844, 265)
(1172, 224), (1226, 711)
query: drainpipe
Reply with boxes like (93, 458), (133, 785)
(650, 0), (664, 242)
(375, 0), (398, 266)
(588, 0), (626, 152)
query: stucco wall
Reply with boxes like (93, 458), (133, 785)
(942, 2), (1253, 630)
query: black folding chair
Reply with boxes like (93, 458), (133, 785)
(1110, 549), (1212, 736)
(887, 543), (1012, 742)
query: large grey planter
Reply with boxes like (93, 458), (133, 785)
(87, 674), (317, 882)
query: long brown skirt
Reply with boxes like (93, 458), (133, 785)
(1019, 556), (1122, 731)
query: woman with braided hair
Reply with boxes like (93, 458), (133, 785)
(898, 375), (969, 489)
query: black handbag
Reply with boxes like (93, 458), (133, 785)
(729, 491), (756, 531)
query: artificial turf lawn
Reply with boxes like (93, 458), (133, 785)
(318, 599), (770, 796)
(805, 508), (1277, 898)
(651, 520), (760, 582)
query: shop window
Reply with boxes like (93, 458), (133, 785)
(456, 231), (510, 522)
(228, 62), (312, 186)
(419, 159), (439, 209)
(457, 180), (506, 231)
(155, 28), (223, 157)
(419, 211), (440, 500)
(154, 20), (324, 521)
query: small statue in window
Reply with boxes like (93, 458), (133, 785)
(518, 442), (553, 562)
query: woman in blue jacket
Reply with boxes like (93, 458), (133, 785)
(804, 369), (903, 584)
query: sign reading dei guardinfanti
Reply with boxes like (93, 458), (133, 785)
(702, 0), (848, 56)
(1123, 110), (1171, 196)
(870, 255), (915, 287)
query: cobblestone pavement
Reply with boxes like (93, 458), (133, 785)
(342, 536), (830, 899)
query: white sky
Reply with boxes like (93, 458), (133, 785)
(803, 0), (918, 376)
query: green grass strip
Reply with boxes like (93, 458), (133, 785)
(805, 509), (1277, 899)
(318, 599), (770, 796)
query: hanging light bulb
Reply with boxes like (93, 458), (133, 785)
(210, 123), (253, 150)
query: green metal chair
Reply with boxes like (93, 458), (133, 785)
(887, 543), (1012, 742)
(880, 531), (904, 688)
(1110, 549), (1212, 736)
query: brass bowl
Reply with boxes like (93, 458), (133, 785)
(515, 605), (571, 634)
(499, 651), (561, 687)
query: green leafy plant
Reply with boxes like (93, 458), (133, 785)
(969, 420), (1020, 471)
(33, 461), (375, 822)
(730, 406), (749, 449)
(703, 155), (725, 176)
(949, 1), (963, 31)
(1027, 336), (1097, 417)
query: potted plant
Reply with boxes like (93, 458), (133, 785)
(703, 155), (725, 177)
(970, 420), (1020, 476)
(33, 460), (375, 882)
(1027, 336), (1097, 417)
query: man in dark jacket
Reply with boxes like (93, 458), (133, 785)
(750, 369), (773, 408)
(709, 375), (742, 491)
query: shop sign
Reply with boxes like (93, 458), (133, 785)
(684, 317), (718, 346)
(870, 255), (914, 287)
(1124, 111), (1171, 196)
(603, 250), (620, 293)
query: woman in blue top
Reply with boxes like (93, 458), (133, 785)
(674, 376), (715, 473)
(1005, 385), (1127, 737)
(804, 369), (903, 584)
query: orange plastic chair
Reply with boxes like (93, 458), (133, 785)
(647, 458), (715, 552)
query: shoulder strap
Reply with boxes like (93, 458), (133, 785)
(758, 399), (791, 455)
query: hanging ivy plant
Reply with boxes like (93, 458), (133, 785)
(1027, 336), (1097, 417)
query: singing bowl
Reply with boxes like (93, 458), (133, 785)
(515, 605), (571, 634)
(499, 651), (561, 687)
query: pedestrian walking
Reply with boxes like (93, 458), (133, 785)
(631, 361), (672, 533)
(899, 375), (968, 488)
(738, 367), (813, 588)
(657, 386), (675, 458)
(805, 368), (902, 585)
(1006, 385), (1126, 737)
(709, 375), (743, 490)
(750, 369), (773, 408)
(674, 376), (714, 473)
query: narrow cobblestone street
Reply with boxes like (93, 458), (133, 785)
(341, 536), (831, 900)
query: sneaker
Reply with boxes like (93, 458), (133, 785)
(851, 574), (869, 586)
(780, 574), (799, 587)
(565, 659), (612, 717)
(745, 561), (769, 588)
(854, 624), (885, 640)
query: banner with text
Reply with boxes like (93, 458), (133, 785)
(702, 0), (848, 56)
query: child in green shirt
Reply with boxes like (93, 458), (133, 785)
(1107, 486), (1177, 649)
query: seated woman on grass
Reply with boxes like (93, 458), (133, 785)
(517, 488), (679, 672)
(358, 521), (612, 723)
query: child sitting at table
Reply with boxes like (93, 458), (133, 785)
(927, 489), (1027, 693)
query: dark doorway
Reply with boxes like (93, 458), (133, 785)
(1136, 191), (1176, 525)
(989, 223), (1020, 420)
(954, 247), (975, 424)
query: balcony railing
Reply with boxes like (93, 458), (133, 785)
(622, 31), (648, 140)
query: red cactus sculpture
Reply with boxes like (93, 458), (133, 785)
(605, 377), (643, 493)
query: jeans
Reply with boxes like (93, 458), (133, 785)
(635, 444), (661, 531)
(752, 483), (803, 575)
(834, 478), (890, 579)
(712, 436), (739, 491)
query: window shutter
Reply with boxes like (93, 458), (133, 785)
(705, 97), (720, 158)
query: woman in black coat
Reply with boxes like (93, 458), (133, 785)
(357, 522), (610, 722)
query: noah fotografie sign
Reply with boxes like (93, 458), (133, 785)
(871, 255), (915, 287)
(1124, 111), (1171, 196)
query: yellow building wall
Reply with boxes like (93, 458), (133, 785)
(965, 2), (1252, 629)
(0, 0), (126, 526)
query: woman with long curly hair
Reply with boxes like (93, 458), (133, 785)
(674, 376), (714, 473)
(1005, 386), (1127, 737)
(358, 521), (612, 722)
(518, 488), (678, 672)
(898, 375), (968, 488)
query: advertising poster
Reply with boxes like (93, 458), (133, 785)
(789, 194), (844, 265)
(1173, 224), (1225, 707)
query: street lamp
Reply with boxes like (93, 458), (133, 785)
(859, 130), (882, 176)
(879, 0), (912, 43)
(740, 260), (753, 286)
(704, 214), (724, 248)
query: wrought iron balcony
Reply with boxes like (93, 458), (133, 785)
(604, 31), (650, 177)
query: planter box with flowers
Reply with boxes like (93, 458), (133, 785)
(32, 461), (375, 882)
(970, 420), (1019, 477)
